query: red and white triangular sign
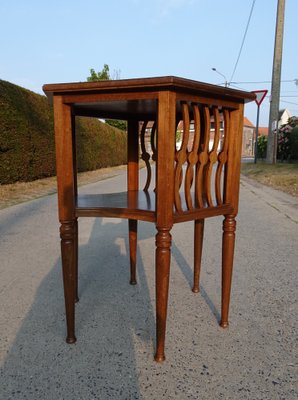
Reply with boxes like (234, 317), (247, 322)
(252, 90), (268, 106)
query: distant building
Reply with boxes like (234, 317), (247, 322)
(278, 109), (291, 127)
(242, 117), (255, 157)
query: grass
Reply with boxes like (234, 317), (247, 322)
(241, 161), (298, 197)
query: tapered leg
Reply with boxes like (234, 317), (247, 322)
(220, 215), (236, 328)
(74, 218), (79, 302)
(128, 219), (137, 285)
(155, 228), (172, 362)
(192, 219), (205, 293)
(60, 221), (77, 344)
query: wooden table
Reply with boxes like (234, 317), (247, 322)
(43, 76), (255, 361)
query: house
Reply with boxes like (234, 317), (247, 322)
(176, 116), (225, 152)
(278, 109), (291, 127)
(242, 117), (255, 157)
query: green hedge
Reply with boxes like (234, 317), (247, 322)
(76, 117), (127, 171)
(0, 80), (127, 184)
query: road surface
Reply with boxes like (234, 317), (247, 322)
(0, 170), (297, 399)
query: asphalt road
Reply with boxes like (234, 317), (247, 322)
(0, 170), (297, 400)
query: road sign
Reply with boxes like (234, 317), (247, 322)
(252, 90), (268, 106)
(252, 89), (268, 164)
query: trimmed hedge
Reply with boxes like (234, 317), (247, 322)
(75, 117), (127, 171)
(0, 80), (127, 184)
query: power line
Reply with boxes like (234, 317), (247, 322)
(230, 79), (295, 84)
(229, 0), (256, 83)
(281, 100), (298, 106)
(228, 83), (245, 90)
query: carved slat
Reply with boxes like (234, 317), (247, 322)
(140, 121), (152, 191)
(215, 109), (230, 205)
(184, 104), (201, 210)
(204, 107), (221, 207)
(150, 121), (157, 162)
(173, 103), (231, 211)
(174, 102), (190, 212)
(195, 106), (210, 208)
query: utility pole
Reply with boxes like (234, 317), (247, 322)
(266, 0), (286, 164)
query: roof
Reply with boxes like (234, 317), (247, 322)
(243, 117), (255, 127)
(258, 127), (268, 136)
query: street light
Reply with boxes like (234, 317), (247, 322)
(212, 68), (228, 87)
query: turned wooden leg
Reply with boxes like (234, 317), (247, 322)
(60, 221), (77, 344)
(155, 227), (172, 362)
(220, 215), (236, 328)
(128, 219), (137, 285)
(74, 218), (79, 302)
(192, 219), (205, 293)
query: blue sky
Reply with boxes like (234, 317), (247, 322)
(1, 0), (297, 126)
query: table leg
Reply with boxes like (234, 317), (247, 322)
(128, 219), (137, 285)
(60, 220), (77, 344)
(155, 227), (172, 362)
(192, 219), (204, 293)
(220, 214), (236, 328)
(74, 218), (79, 302)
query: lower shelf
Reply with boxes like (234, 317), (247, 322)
(75, 190), (234, 223)
(76, 191), (156, 222)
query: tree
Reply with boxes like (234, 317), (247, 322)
(87, 64), (110, 81)
(257, 135), (268, 159)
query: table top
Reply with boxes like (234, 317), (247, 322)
(43, 76), (253, 99)
(43, 76), (255, 120)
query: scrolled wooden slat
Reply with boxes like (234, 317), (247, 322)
(150, 121), (157, 162)
(205, 106), (221, 207)
(174, 102), (190, 212)
(195, 105), (210, 208)
(184, 103), (201, 210)
(140, 121), (152, 191)
(215, 109), (230, 205)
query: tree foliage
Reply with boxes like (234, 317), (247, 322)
(277, 116), (298, 161)
(87, 64), (110, 81)
(257, 135), (268, 159)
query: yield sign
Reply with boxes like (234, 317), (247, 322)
(252, 90), (268, 106)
